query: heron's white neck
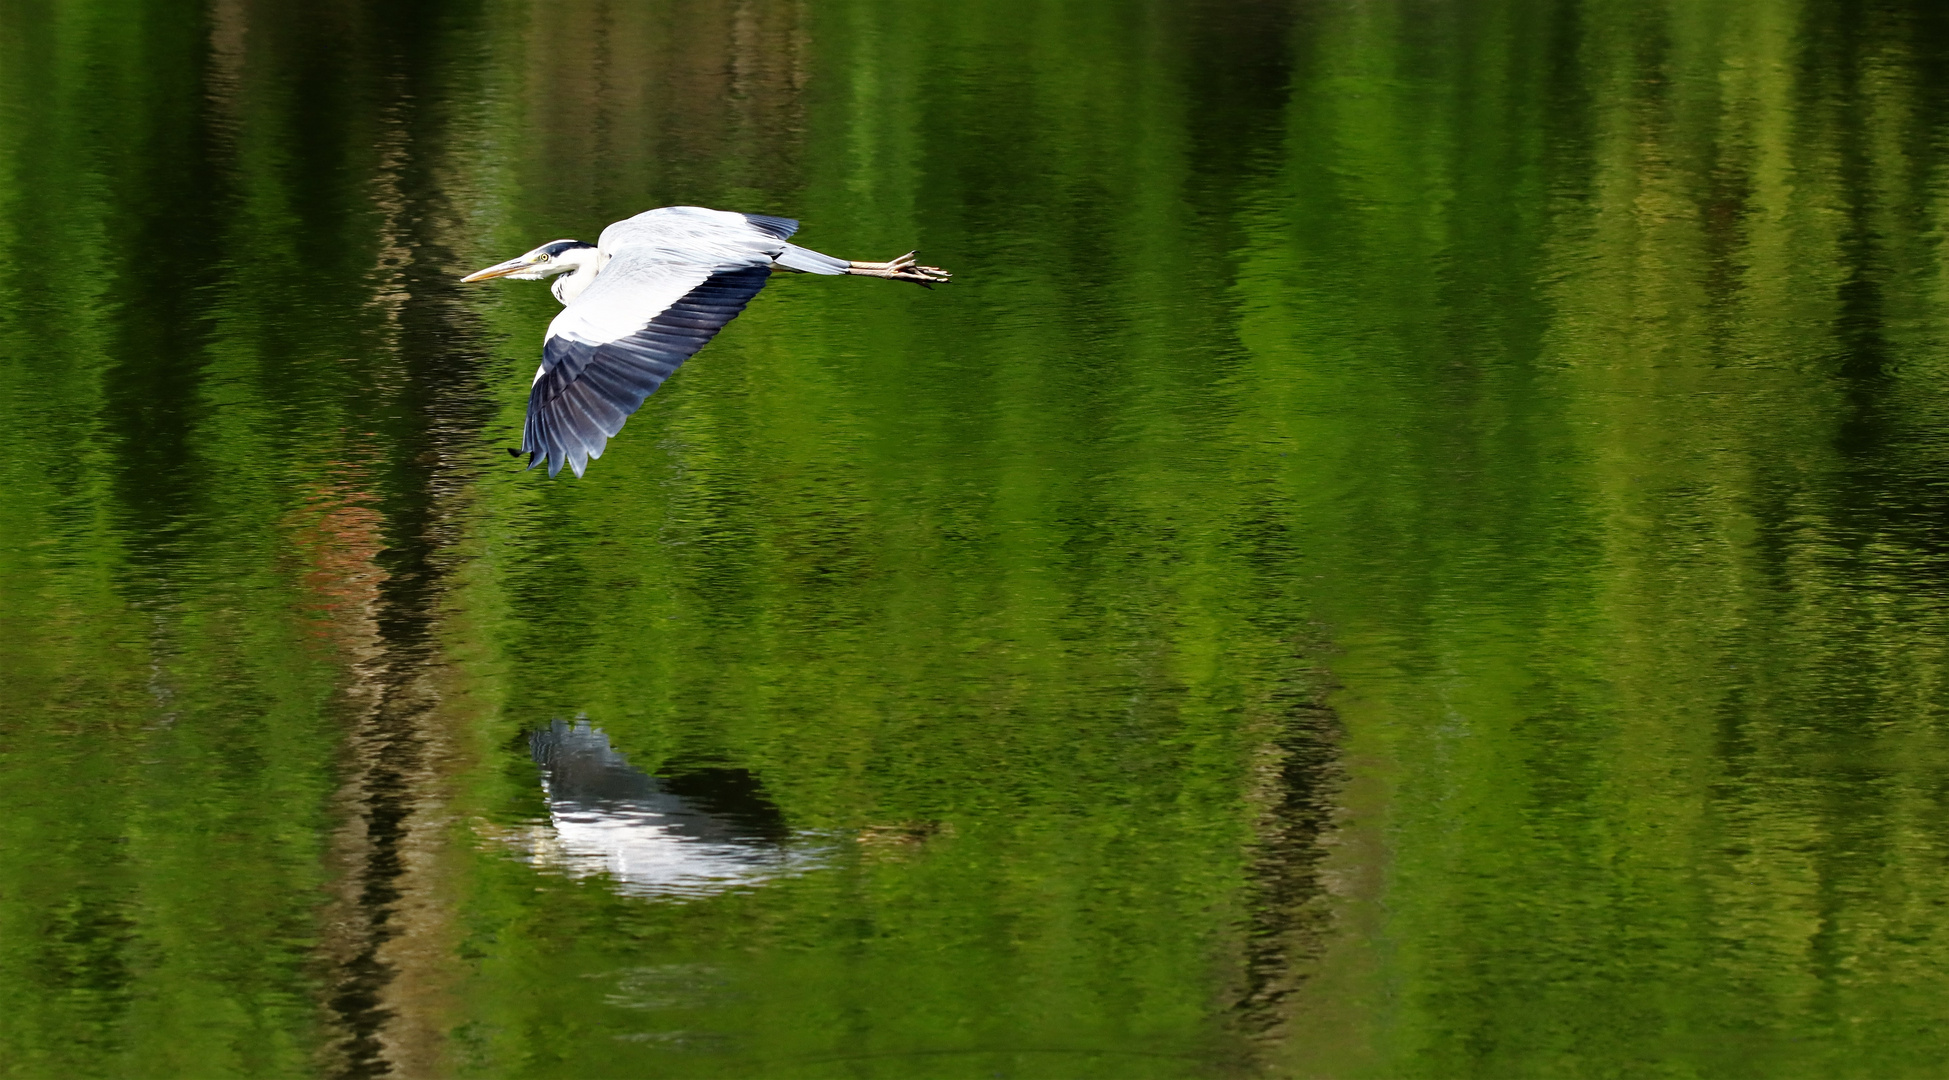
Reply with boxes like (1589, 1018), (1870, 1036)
(549, 249), (607, 305)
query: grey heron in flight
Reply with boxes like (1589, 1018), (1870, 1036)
(463, 205), (950, 478)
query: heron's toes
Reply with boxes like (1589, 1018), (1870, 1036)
(875, 251), (951, 286)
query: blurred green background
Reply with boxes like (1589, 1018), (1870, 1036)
(5, 0), (1949, 1076)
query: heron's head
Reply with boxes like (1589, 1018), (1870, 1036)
(462, 240), (599, 283)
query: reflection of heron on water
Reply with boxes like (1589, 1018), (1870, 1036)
(509, 720), (821, 899)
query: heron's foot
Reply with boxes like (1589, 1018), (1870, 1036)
(851, 251), (952, 287)
(887, 251), (953, 286)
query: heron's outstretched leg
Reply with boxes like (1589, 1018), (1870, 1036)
(847, 251), (952, 287)
(769, 246), (951, 286)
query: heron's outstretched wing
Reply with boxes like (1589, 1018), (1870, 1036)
(525, 212), (795, 477)
(526, 265), (771, 478)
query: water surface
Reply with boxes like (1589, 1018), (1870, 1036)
(5, 0), (1949, 1076)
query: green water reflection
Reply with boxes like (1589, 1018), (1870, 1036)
(5, 0), (1949, 1076)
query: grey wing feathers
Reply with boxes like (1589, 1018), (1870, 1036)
(597, 205), (797, 251)
(741, 213), (800, 240)
(524, 266), (773, 477)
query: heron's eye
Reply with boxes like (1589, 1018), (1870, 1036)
(535, 254), (551, 262)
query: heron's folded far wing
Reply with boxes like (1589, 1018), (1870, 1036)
(740, 214), (799, 241)
(596, 205), (798, 252)
(524, 262), (773, 478)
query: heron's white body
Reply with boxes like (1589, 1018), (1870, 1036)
(548, 252), (607, 305)
(548, 208), (792, 351)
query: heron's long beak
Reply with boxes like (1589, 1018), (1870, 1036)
(461, 256), (531, 283)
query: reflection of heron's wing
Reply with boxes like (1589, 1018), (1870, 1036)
(523, 207), (796, 478)
(521, 721), (815, 899)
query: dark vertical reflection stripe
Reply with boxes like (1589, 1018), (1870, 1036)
(304, 3), (500, 1075)
(101, 0), (230, 587)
